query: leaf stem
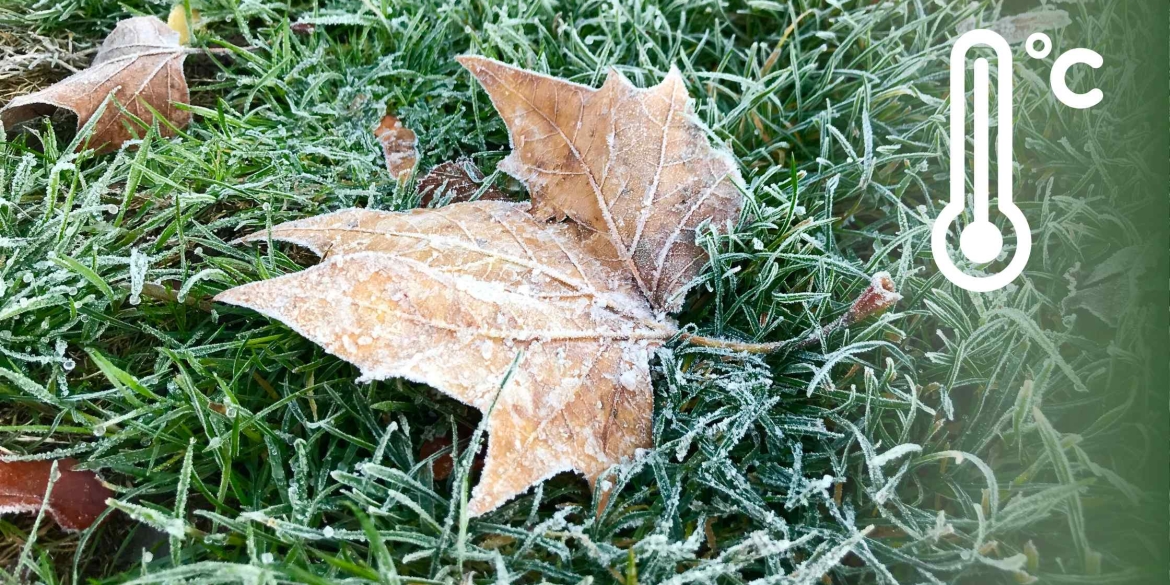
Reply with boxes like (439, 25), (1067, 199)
(680, 332), (801, 354)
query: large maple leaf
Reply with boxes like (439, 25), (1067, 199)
(215, 62), (753, 516)
(458, 56), (745, 312)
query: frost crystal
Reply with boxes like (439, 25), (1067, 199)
(128, 248), (149, 305)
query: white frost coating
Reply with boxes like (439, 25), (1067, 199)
(867, 271), (903, 304)
(619, 369), (638, 391)
(128, 247), (148, 305)
(0, 503), (41, 517)
(869, 443), (921, 468)
(177, 268), (226, 302)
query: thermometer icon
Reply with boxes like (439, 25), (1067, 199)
(932, 29), (1103, 292)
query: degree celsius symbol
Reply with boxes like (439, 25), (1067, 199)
(932, 29), (1104, 292)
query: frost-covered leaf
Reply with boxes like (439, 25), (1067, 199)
(218, 202), (675, 515)
(459, 57), (745, 311)
(0, 458), (113, 531)
(1061, 245), (1156, 327)
(1, 17), (190, 152)
(374, 114), (418, 182)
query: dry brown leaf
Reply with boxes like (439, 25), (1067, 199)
(374, 114), (418, 181)
(458, 56), (745, 312)
(218, 202), (674, 515)
(417, 159), (507, 206)
(0, 459), (113, 531)
(0, 16), (190, 152)
(217, 61), (760, 516)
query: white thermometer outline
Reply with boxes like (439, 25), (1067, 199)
(932, 29), (1032, 292)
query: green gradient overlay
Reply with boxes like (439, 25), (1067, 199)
(999, 0), (1168, 581)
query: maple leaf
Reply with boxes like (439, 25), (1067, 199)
(0, 16), (190, 153)
(458, 56), (745, 312)
(417, 158), (508, 206)
(213, 62), (766, 516)
(0, 459), (113, 531)
(217, 202), (674, 515)
(374, 114), (419, 182)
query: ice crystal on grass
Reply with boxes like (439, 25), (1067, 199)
(127, 248), (148, 306)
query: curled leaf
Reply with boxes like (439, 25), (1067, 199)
(375, 114), (418, 182)
(0, 458), (113, 531)
(1, 16), (190, 152)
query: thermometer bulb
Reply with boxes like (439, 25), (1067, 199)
(960, 221), (1002, 264)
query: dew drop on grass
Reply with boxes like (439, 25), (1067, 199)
(261, 552), (274, 564)
(142, 550), (153, 564)
(93, 425), (106, 437)
(322, 525), (335, 538)
(63, 358), (75, 371)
